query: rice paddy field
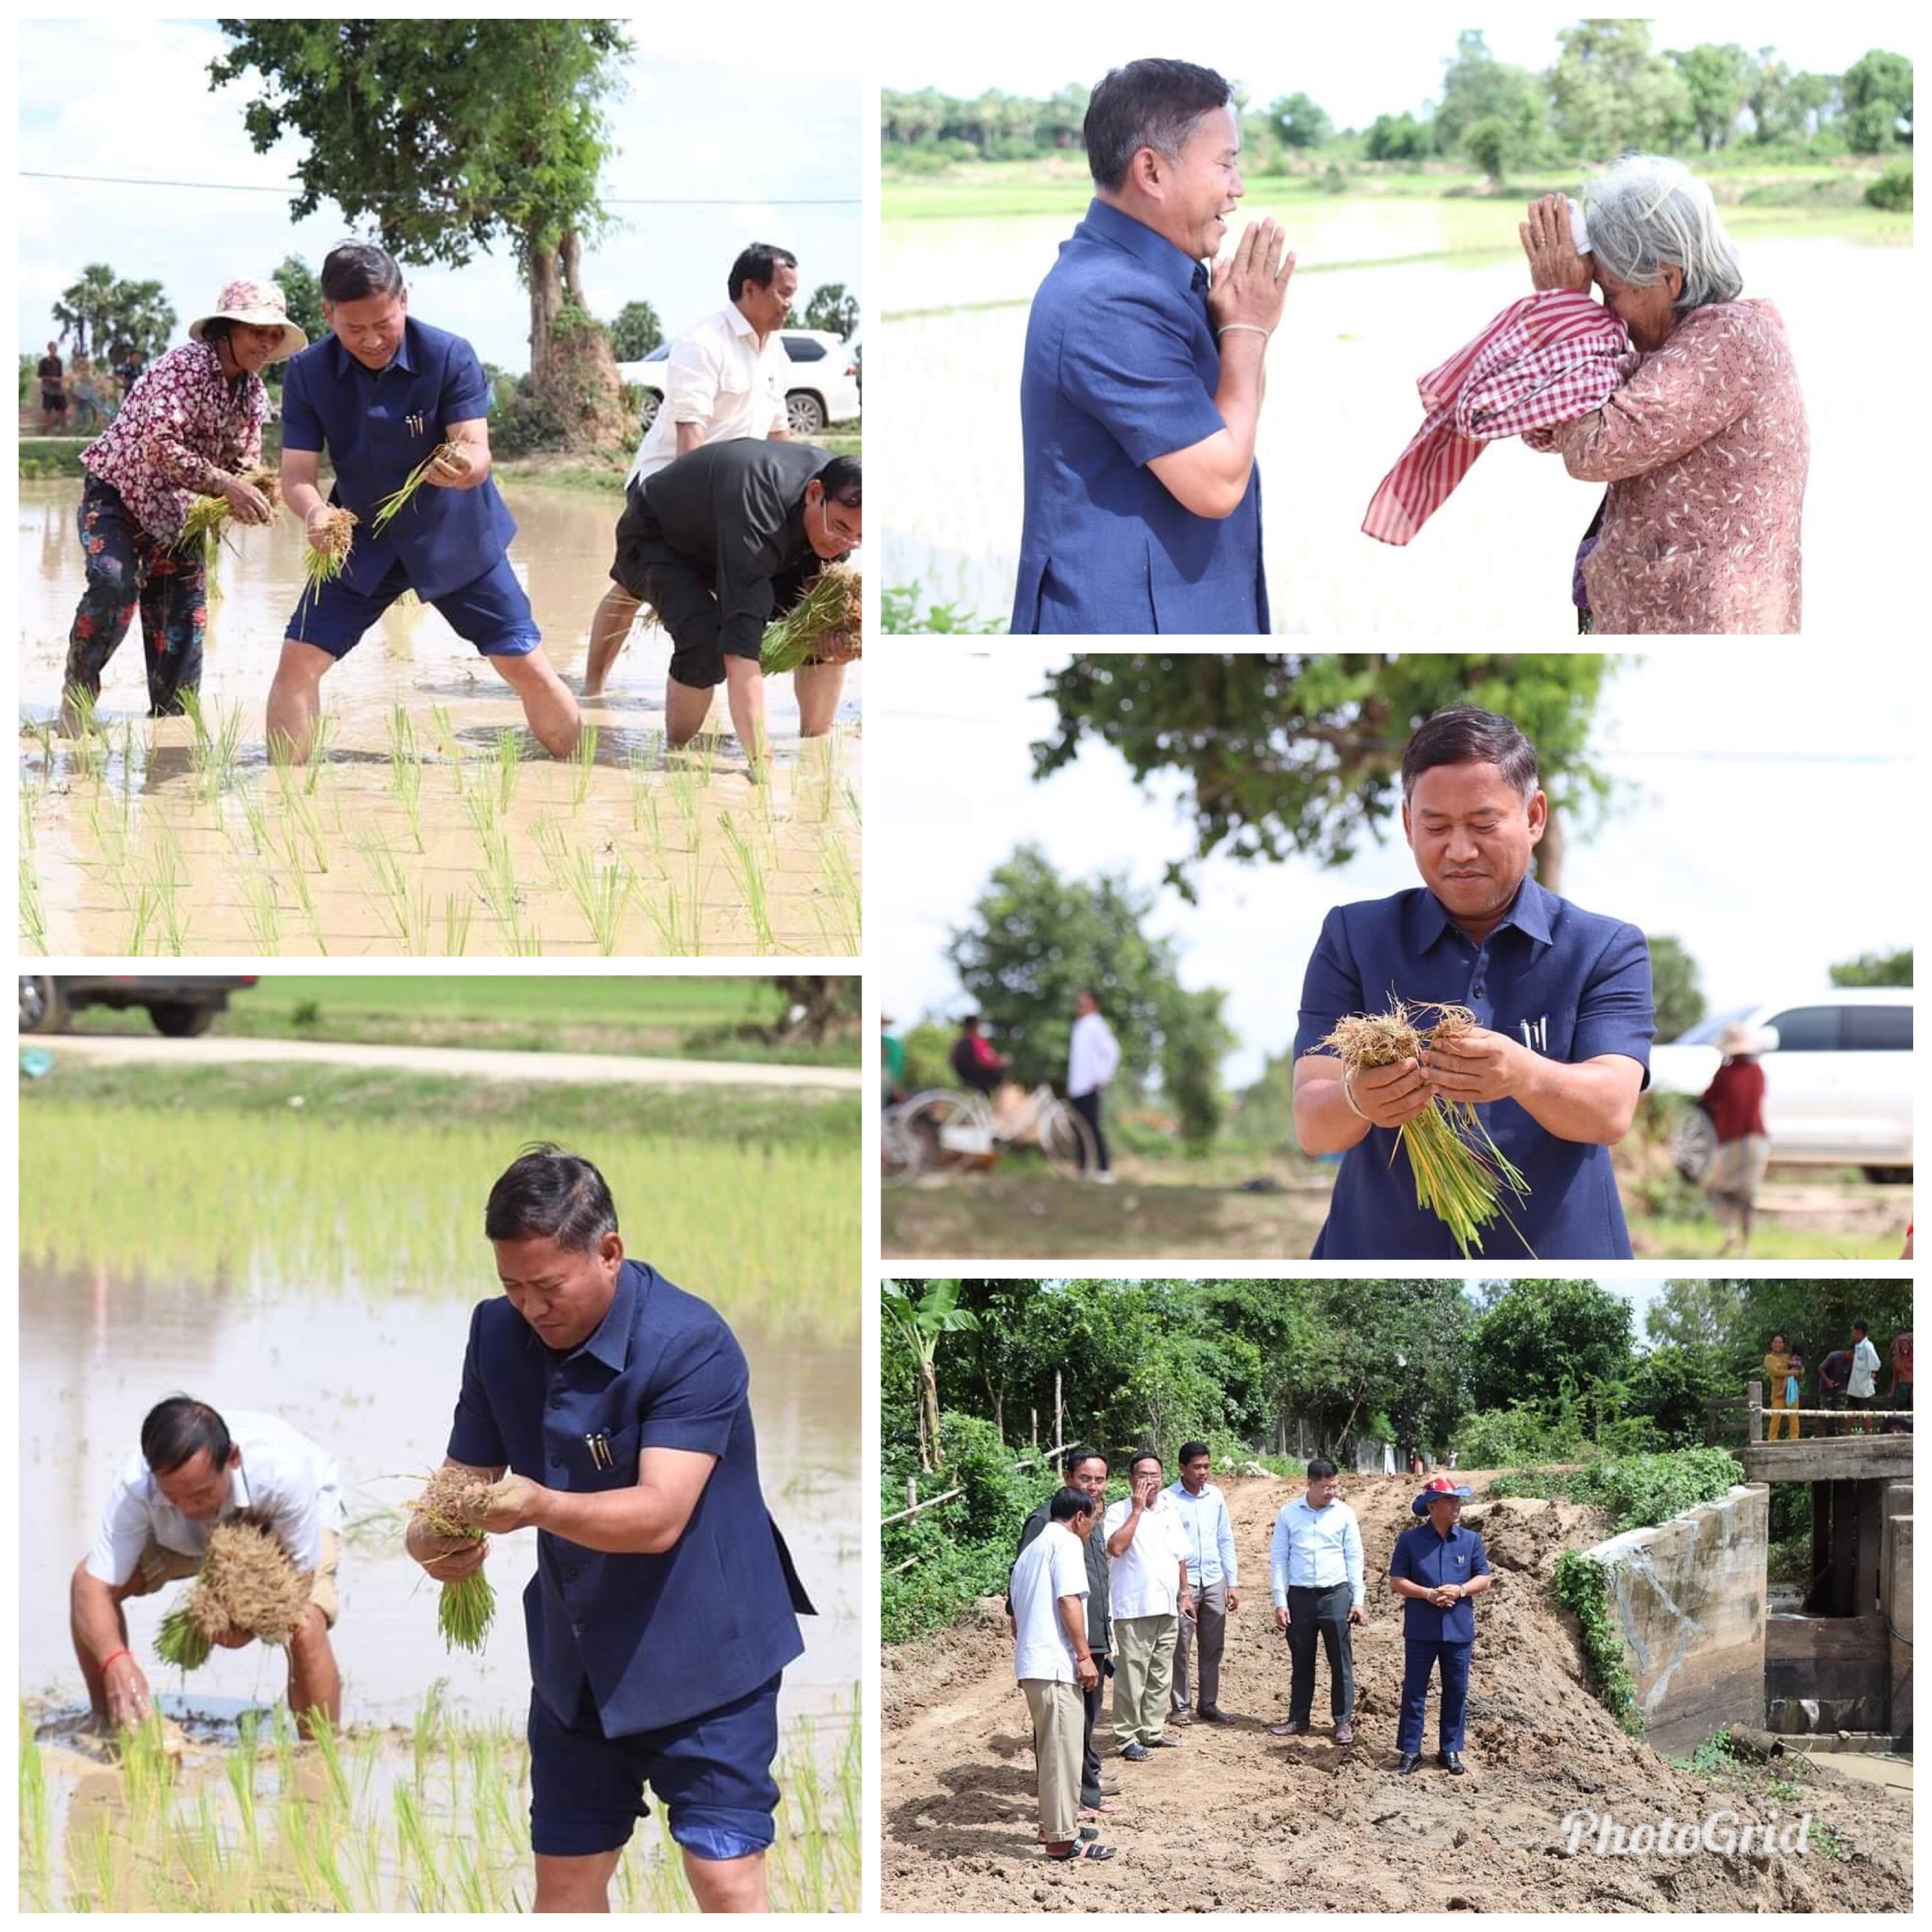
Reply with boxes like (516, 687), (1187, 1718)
(879, 165), (1913, 634)
(18, 1068), (860, 1911)
(18, 482), (861, 957)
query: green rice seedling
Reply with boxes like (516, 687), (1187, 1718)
(428, 704), (470, 796)
(278, 774), (330, 874)
(148, 820), (192, 955)
(564, 847), (634, 955)
(625, 729), (662, 830)
(370, 441), (465, 535)
(667, 753), (702, 845)
(570, 721), (599, 809)
(155, 1599), (214, 1669)
(226, 1711), (262, 1865)
(285, 859), (328, 956)
(386, 706), (426, 852)
(494, 726), (523, 811)
(300, 710), (336, 796)
(235, 780), (272, 857)
(718, 811), (773, 952)
(811, 827), (860, 953)
(242, 870), (282, 954)
(63, 681), (109, 784)
(759, 562), (861, 674)
(477, 826), (523, 952)
(407, 1467), (499, 1653)
(443, 892), (473, 957)
(19, 1707), (52, 1909)
(354, 831), (431, 953)
(25, 714), (58, 790)
(460, 778), (500, 840)
(123, 881), (160, 955)
(19, 850), (46, 952)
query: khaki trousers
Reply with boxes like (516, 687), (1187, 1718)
(1112, 1611), (1179, 1749)
(1022, 1678), (1084, 1844)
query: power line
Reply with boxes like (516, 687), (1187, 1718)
(21, 168), (857, 205)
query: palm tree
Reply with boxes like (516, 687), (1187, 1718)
(884, 1278), (980, 1471)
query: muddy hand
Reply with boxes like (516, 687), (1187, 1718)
(425, 442), (474, 489)
(472, 1472), (545, 1533)
(104, 1655), (153, 1729)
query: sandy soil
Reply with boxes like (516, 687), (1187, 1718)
(881, 1474), (1911, 1913)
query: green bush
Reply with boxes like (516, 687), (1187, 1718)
(1865, 162), (1913, 211)
(1489, 1446), (1743, 1531)
(489, 379), (567, 458)
(1455, 1401), (1594, 1469)
(1553, 1549), (1642, 1733)
(882, 582), (1006, 634)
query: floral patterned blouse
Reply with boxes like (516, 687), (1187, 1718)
(79, 340), (268, 544)
(1545, 299), (1808, 635)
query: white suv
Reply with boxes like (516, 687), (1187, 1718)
(1649, 989), (1914, 1181)
(616, 330), (861, 438)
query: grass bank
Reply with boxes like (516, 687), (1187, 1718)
(494, 426), (863, 497)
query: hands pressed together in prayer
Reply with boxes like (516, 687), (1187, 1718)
(1208, 216), (1296, 340)
(1519, 193), (1594, 296)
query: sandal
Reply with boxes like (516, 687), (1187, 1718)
(1045, 1842), (1118, 1862)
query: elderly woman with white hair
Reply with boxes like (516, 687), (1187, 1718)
(1519, 155), (1809, 634)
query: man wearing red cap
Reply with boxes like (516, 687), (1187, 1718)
(1386, 1476), (1492, 1775)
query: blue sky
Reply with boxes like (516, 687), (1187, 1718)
(18, 20), (861, 371)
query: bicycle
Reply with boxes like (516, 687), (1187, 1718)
(883, 1084), (1097, 1185)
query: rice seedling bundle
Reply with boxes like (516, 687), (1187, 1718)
(371, 442), (467, 535)
(1319, 999), (1530, 1258)
(406, 1467), (498, 1653)
(154, 1519), (311, 1672)
(760, 565), (862, 674)
(299, 506), (358, 600)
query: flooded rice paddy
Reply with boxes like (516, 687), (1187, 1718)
(18, 481), (861, 956)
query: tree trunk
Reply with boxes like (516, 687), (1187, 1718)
(525, 223), (628, 455)
(913, 1368), (930, 1473)
(920, 1357), (945, 1470)
(559, 227), (586, 305)
(527, 235), (564, 384)
(1537, 801), (1567, 896)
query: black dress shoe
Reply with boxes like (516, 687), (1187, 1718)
(1397, 1752), (1424, 1775)
(1438, 1750), (1465, 1775)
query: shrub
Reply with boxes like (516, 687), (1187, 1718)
(1455, 1401), (1594, 1469)
(1554, 1550), (1643, 1733)
(1489, 1446), (1743, 1531)
(1866, 162), (1913, 211)
(489, 379), (567, 458)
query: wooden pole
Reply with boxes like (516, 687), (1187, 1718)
(1748, 1379), (1763, 1444)
(1055, 1370), (1063, 1453)
(906, 1475), (918, 1513)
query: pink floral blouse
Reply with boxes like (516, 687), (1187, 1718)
(79, 340), (268, 545)
(1546, 299), (1808, 635)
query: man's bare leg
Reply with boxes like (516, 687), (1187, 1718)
(489, 648), (582, 758)
(683, 1848), (769, 1913)
(582, 586), (642, 698)
(287, 1605), (341, 1738)
(792, 662), (847, 738)
(665, 674), (714, 749)
(533, 1848), (622, 1913)
(267, 637), (338, 765)
(722, 657), (769, 774)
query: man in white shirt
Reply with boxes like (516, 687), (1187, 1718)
(1267, 1457), (1364, 1744)
(1067, 989), (1121, 1182)
(1009, 1487), (1114, 1863)
(1103, 1450), (1192, 1760)
(70, 1397), (345, 1736)
(583, 242), (798, 697)
(1166, 1442), (1238, 1725)
(1846, 1319), (1884, 1434)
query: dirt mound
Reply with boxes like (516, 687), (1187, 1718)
(882, 1473), (1911, 1913)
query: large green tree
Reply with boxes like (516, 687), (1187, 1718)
(1645, 1279), (1913, 1396)
(1269, 92), (1333, 150)
(1548, 20), (1696, 157)
(1829, 948), (1912, 987)
(1469, 1277), (1635, 1414)
(52, 265), (177, 360)
(803, 283), (860, 340)
(1648, 935), (1707, 1041)
(1668, 43), (1756, 151)
(1840, 49), (1913, 152)
(883, 1278), (980, 1471)
(210, 19), (634, 448)
(1030, 653), (1616, 898)
(1436, 31), (1547, 160)
(608, 299), (663, 360)
(270, 253), (325, 352)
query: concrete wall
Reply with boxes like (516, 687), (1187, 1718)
(1586, 1483), (1768, 1756)
(1882, 1480), (1912, 1749)
(1765, 1612), (1889, 1733)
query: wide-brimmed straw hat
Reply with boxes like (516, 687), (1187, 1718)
(1716, 1024), (1760, 1057)
(189, 279), (307, 360)
(1413, 1475), (1473, 1516)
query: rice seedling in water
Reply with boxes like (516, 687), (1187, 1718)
(1319, 999), (1531, 1258)
(355, 831), (433, 953)
(63, 681), (109, 783)
(284, 858), (328, 955)
(19, 849), (46, 952)
(241, 870), (283, 954)
(19, 1707), (52, 1907)
(148, 819), (192, 954)
(718, 811), (774, 952)
(564, 847), (635, 954)
(370, 441), (466, 534)
(570, 721), (600, 808)
(407, 1467), (499, 1653)
(387, 705), (426, 852)
(478, 826), (525, 953)
(460, 775), (501, 840)
(177, 466), (282, 609)
(760, 562), (862, 674)
(494, 726), (523, 811)
(811, 826), (860, 953)
(443, 892), (473, 957)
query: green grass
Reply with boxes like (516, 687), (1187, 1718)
(1633, 1219), (1903, 1262)
(19, 1066), (858, 1337)
(492, 426), (861, 497)
(62, 974), (861, 1067)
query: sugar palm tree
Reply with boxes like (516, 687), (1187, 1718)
(884, 1278), (979, 1471)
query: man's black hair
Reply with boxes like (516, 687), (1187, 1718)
(1128, 1448), (1163, 1477)
(485, 1143), (619, 1252)
(1306, 1456), (1338, 1480)
(1084, 58), (1234, 192)
(818, 453), (861, 508)
(199, 318), (236, 347)
(1178, 1440), (1211, 1465)
(728, 242), (799, 302)
(960, 1013), (982, 1030)
(1853, 1320), (1868, 1335)
(141, 1396), (233, 1479)
(321, 241), (405, 304)
(1049, 1484), (1096, 1523)
(1401, 706), (1540, 801)
(1063, 1443), (1109, 1475)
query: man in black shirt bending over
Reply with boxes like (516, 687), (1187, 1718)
(608, 440), (861, 773)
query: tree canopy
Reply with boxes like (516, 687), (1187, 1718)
(608, 299), (663, 360)
(1647, 935), (1707, 1042)
(52, 264), (177, 360)
(1830, 947), (1912, 987)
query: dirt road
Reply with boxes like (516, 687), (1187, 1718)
(882, 1474), (1910, 1913)
(33, 1031), (862, 1092)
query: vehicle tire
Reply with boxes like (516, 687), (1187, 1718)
(1861, 1165), (1912, 1187)
(148, 1002), (216, 1038)
(882, 1108), (920, 1187)
(1670, 1105), (1716, 1184)
(19, 975), (69, 1034)
(1037, 1099), (1098, 1180)
(787, 391), (826, 435)
(638, 390), (661, 433)
(894, 1089), (996, 1177)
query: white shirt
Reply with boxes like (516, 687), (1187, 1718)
(1164, 1479), (1238, 1587)
(1067, 1011), (1121, 1099)
(628, 304), (789, 482)
(1848, 1336), (1882, 1399)
(1010, 1520), (1089, 1682)
(86, 1410), (343, 1585)
(1103, 1493), (1190, 1619)
(1270, 1496), (1365, 1609)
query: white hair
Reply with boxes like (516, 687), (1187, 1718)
(1581, 153), (1743, 313)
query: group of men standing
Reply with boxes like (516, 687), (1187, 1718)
(1006, 1450), (1494, 1860)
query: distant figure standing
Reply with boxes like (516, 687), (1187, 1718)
(1817, 1346), (1852, 1435)
(1887, 1331), (1912, 1434)
(951, 1014), (1009, 1098)
(1104, 1450), (1191, 1762)
(69, 352), (107, 431)
(881, 1013), (906, 1105)
(114, 348), (147, 407)
(1067, 989), (1121, 1183)
(37, 340), (67, 431)
(1701, 1024), (1769, 1255)
(1764, 1331), (1797, 1441)
(1846, 1321), (1882, 1435)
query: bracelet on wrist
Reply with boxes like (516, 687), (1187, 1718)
(1216, 322), (1272, 341)
(99, 1647), (132, 1675)
(1341, 1067), (1368, 1121)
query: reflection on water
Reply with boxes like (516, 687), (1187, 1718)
(18, 1258), (858, 1733)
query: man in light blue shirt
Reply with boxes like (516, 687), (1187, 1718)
(1267, 1458), (1364, 1743)
(1167, 1442), (1238, 1724)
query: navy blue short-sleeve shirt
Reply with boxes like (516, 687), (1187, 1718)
(1294, 878), (1654, 1260)
(446, 1258), (812, 1736)
(1389, 1522), (1492, 1642)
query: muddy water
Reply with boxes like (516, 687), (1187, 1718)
(18, 1258), (859, 1736)
(18, 480), (861, 957)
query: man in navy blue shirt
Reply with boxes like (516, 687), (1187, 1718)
(1011, 60), (1293, 635)
(408, 1146), (813, 1913)
(1292, 706), (1654, 1259)
(1387, 1476), (1492, 1775)
(271, 243), (581, 762)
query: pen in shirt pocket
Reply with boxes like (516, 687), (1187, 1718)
(1516, 1016), (1549, 1053)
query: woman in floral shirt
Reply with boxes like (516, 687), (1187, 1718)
(63, 279), (306, 721)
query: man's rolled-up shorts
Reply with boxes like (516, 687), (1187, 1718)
(528, 1670), (782, 1861)
(609, 493), (743, 692)
(130, 1530), (341, 1628)
(285, 555), (540, 661)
